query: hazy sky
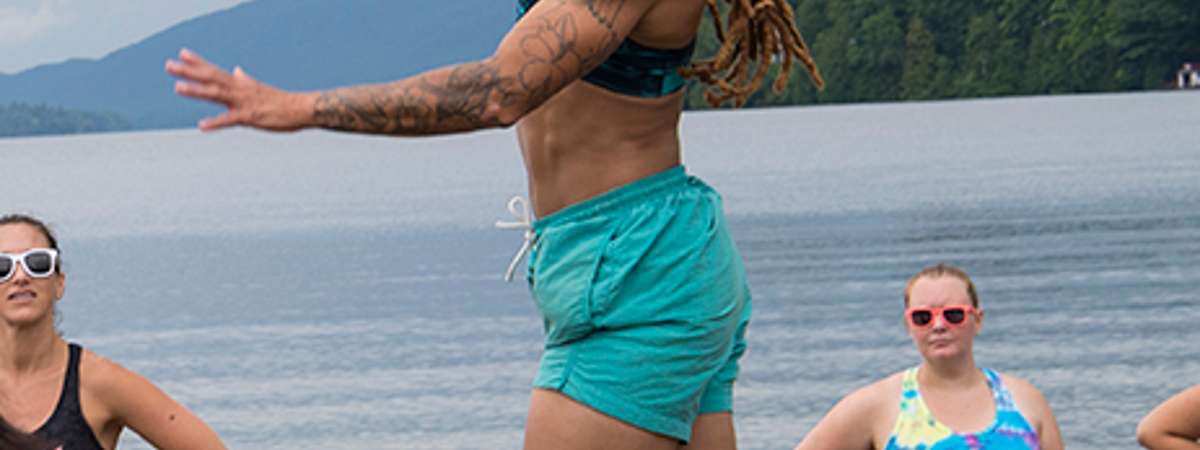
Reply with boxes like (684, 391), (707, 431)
(0, 0), (250, 74)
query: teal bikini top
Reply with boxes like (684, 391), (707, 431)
(516, 0), (695, 97)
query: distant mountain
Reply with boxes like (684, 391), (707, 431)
(0, 0), (511, 130)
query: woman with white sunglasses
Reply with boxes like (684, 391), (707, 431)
(0, 214), (227, 450)
(793, 263), (1064, 450)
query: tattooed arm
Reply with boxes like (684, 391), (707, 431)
(167, 0), (654, 135)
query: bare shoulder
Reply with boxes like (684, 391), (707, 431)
(998, 372), (1047, 404)
(835, 369), (902, 412)
(77, 349), (228, 449)
(1174, 384), (1200, 403)
(1138, 384), (1200, 439)
(829, 371), (905, 426)
(794, 372), (903, 450)
(79, 349), (143, 388)
(1144, 384), (1200, 419)
(998, 371), (1065, 450)
(997, 372), (1055, 421)
(78, 348), (158, 406)
(857, 371), (904, 405)
(74, 348), (148, 436)
(866, 371), (904, 424)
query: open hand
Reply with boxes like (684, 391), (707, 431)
(165, 48), (316, 131)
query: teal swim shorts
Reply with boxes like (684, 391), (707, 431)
(526, 165), (751, 443)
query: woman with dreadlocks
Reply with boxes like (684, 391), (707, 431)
(167, 0), (821, 448)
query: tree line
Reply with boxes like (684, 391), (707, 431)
(1, 103), (131, 138)
(686, 0), (1200, 108)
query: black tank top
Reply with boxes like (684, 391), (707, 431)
(32, 343), (105, 450)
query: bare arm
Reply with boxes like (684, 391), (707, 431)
(88, 355), (226, 450)
(1035, 396), (1066, 450)
(793, 380), (890, 450)
(166, 0), (653, 135)
(1138, 385), (1200, 450)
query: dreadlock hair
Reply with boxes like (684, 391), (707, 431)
(682, 0), (825, 107)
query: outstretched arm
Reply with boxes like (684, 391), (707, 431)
(1138, 385), (1200, 450)
(166, 0), (653, 135)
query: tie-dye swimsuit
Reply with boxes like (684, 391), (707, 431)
(885, 367), (1040, 450)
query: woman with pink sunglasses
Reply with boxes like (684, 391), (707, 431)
(793, 263), (1063, 450)
(0, 214), (227, 450)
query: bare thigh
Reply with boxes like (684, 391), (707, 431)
(680, 412), (736, 450)
(523, 389), (679, 450)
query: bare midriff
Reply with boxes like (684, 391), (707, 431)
(517, 83), (685, 218)
(515, 0), (704, 218)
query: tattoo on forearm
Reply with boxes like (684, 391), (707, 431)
(314, 61), (515, 135)
(313, 0), (629, 136)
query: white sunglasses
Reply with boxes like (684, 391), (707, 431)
(0, 248), (59, 283)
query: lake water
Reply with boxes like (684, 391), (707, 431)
(5, 90), (1199, 449)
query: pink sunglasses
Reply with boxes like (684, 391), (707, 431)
(906, 305), (976, 328)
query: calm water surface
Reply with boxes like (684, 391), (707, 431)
(6, 91), (1199, 449)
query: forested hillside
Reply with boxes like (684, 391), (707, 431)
(685, 0), (1200, 108)
(0, 103), (131, 138)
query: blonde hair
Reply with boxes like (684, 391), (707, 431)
(682, 0), (825, 107)
(903, 263), (979, 308)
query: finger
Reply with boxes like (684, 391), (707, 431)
(174, 81), (231, 104)
(166, 59), (228, 85)
(232, 66), (259, 84)
(232, 66), (250, 83)
(164, 59), (190, 77)
(171, 48), (232, 84)
(178, 48), (213, 67)
(198, 113), (241, 131)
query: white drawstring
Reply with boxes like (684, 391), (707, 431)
(495, 196), (535, 282)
